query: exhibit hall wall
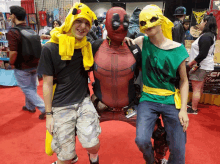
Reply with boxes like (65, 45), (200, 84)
(85, 2), (163, 17)
(0, 0), (21, 13)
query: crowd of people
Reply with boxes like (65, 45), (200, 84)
(6, 3), (217, 164)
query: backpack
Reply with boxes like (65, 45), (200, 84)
(12, 26), (42, 68)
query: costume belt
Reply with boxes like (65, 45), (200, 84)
(142, 85), (181, 109)
(91, 94), (134, 112)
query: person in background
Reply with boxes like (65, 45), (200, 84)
(37, 3), (101, 164)
(102, 26), (107, 39)
(187, 13), (217, 114)
(7, 6), (45, 119)
(183, 16), (194, 45)
(40, 20), (61, 40)
(102, 19), (107, 39)
(96, 23), (102, 39)
(172, 6), (187, 44)
(87, 29), (98, 43)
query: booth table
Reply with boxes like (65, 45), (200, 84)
(0, 57), (17, 86)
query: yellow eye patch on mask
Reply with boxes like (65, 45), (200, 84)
(139, 5), (174, 40)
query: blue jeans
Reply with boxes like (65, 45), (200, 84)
(14, 69), (45, 113)
(135, 101), (186, 164)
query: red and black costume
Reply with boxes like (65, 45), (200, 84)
(91, 7), (168, 164)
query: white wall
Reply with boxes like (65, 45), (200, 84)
(85, 1), (163, 17)
(126, 2), (163, 16)
(85, 2), (111, 17)
(0, 0), (21, 13)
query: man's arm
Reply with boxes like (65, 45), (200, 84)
(7, 30), (20, 65)
(178, 60), (189, 132)
(43, 74), (54, 134)
(43, 75), (53, 113)
(9, 51), (17, 65)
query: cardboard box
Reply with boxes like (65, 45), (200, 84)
(214, 40), (220, 63)
(185, 40), (195, 61)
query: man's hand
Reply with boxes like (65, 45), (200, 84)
(46, 115), (54, 135)
(187, 61), (193, 68)
(40, 34), (51, 39)
(124, 37), (135, 46)
(187, 60), (197, 68)
(179, 110), (189, 132)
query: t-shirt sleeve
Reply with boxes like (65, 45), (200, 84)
(7, 29), (20, 51)
(37, 45), (55, 76)
(174, 45), (189, 69)
(195, 33), (214, 64)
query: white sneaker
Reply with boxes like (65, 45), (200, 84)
(52, 155), (78, 164)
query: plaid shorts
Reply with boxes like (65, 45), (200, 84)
(51, 96), (101, 161)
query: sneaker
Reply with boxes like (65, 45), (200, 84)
(88, 154), (99, 164)
(71, 155), (78, 163)
(161, 158), (168, 164)
(39, 112), (46, 120)
(22, 106), (36, 113)
(52, 155), (78, 164)
(155, 158), (168, 164)
(187, 107), (198, 114)
(187, 102), (192, 108)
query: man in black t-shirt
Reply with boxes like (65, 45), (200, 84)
(37, 3), (101, 164)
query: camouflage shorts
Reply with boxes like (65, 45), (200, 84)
(51, 96), (101, 161)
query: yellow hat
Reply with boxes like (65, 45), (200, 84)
(48, 3), (96, 70)
(61, 2), (97, 33)
(139, 5), (174, 40)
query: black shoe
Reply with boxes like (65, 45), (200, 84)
(187, 107), (198, 114)
(39, 112), (46, 120)
(88, 154), (99, 164)
(22, 106), (36, 113)
(187, 102), (192, 108)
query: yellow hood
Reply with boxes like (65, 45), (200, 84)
(48, 2), (97, 71)
(139, 5), (174, 40)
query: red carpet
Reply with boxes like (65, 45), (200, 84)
(0, 80), (220, 164)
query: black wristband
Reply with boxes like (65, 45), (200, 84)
(46, 111), (53, 115)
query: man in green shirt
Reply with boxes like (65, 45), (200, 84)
(126, 5), (189, 164)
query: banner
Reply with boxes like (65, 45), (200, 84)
(208, 0), (220, 39)
(191, 9), (207, 27)
(189, 66), (220, 94)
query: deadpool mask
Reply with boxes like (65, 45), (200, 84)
(105, 7), (129, 43)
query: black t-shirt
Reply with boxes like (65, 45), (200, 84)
(37, 42), (89, 107)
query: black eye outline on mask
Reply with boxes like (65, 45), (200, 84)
(112, 13), (120, 30)
(150, 16), (159, 23)
(123, 14), (129, 30)
(140, 21), (146, 26)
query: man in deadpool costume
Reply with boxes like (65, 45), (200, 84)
(91, 7), (168, 164)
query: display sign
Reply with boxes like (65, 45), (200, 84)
(189, 66), (220, 94)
